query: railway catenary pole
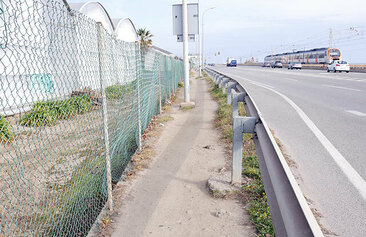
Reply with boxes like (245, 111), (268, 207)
(329, 28), (333, 48)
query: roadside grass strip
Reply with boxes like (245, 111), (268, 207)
(204, 72), (274, 236)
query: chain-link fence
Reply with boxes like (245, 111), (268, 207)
(0, 1), (183, 236)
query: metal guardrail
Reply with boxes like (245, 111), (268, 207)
(204, 68), (324, 237)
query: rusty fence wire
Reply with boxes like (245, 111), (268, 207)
(0, 0), (183, 236)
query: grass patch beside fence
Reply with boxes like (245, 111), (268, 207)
(106, 82), (136, 100)
(204, 72), (274, 236)
(21, 94), (93, 127)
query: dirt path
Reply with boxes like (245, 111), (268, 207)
(109, 75), (256, 237)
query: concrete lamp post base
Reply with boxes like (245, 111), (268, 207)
(180, 101), (196, 109)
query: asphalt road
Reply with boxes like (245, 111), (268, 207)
(210, 65), (366, 236)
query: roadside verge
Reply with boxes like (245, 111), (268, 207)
(203, 72), (274, 236)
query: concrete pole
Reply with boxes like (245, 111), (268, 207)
(182, 0), (190, 103)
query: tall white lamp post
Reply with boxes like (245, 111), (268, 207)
(182, 0), (190, 102)
(200, 7), (215, 71)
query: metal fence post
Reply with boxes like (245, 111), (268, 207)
(97, 22), (113, 212)
(165, 56), (168, 102)
(173, 59), (176, 95)
(159, 65), (162, 114)
(136, 43), (142, 151)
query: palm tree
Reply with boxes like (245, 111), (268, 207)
(137, 28), (153, 54)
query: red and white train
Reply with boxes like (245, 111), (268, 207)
(264, 48), (341, 64)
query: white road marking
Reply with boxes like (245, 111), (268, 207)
(224, 73), (366, 200)
(322, 85), (362, 92)
(346, 110), (366, 117)
(245, 80), (275, 89)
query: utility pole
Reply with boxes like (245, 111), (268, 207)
(182, 0), (191, 103)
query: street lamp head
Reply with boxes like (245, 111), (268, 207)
(203, 6), (216, 15)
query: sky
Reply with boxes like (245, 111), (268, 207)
(67, 0), (366, 64)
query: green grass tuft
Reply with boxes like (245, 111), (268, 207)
(105, 82), (136, 100)
(0, 115), (14, 143)
(21, 95), (93, 127)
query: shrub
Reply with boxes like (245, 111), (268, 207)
(105, 83), (135, 100)
(21, 95), (93, 127)
(73, 95), (93, 114)
(21, 101), (59, 127)
(0, 115), (14, 143)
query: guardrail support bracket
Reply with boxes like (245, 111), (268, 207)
(227, 82), (238, 105)
(232, 92), (246, 117)
(222, 78), (230, 94)
(232, 116), (257, 184)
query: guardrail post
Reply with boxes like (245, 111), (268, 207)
(218, 76), (224, 88)
(232, 92), (246, 117)
(232, 116), (257, 184)
(214, 74), (220, 84)
(227, 82), (238, 105)
(222, 78), (230, 94)
(216, 75), (222, 84)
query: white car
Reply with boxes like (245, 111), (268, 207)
(288, 62), (302, 70)
(271, 61), (283, 68)
(327, 60), (350, 73)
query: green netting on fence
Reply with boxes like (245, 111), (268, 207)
(0, 0), (183, 236)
